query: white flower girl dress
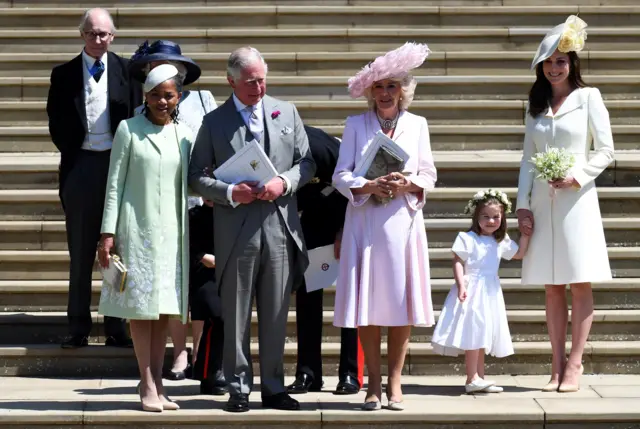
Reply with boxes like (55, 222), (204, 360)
(431, 231), (518, 358)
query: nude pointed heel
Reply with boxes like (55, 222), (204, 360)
(140, 395), (163, 413)
(558, 364), (584, 393)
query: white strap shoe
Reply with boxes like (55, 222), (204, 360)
(481, 384), (504, 393)
(465, 378), (496, 394)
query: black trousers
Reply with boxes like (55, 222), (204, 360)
(295, 281), (362, 385)
(60, 150), (126, 338)
(193, 315), (225, 384)
(190, 277), (225, 384)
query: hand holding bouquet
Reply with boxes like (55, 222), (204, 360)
(529, 147), (576, 196)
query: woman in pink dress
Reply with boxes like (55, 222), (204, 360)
(332, 43), (437, 411)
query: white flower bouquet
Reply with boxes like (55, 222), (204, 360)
(529, 146), (575, 181)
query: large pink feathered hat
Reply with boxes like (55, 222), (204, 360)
(347, 42), (430, 99)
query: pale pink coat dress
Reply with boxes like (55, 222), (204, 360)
(332, 110), (437, 328)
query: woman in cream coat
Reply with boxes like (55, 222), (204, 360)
(98, 65), (191, 412)
(516, 16), (614, 393)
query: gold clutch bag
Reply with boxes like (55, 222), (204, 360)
(101, 254), (128, 293)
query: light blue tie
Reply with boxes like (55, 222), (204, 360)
(245, 105), (263, 142)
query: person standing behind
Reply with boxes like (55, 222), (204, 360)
(189, 46), (316, 413)
(188, 200), (227, 396)
(46, 8), (140, 349)
(129, 39), (218, 381)
(287, 125), (363, 396)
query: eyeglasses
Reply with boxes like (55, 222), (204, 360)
(83, 31), (112, 41)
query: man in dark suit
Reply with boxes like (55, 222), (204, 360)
(46, 8), (140, 349)
(287, 125), (363, 396)
(188, 201), (227, 396)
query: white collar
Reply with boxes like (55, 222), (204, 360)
(82, 49), (108, 71)
(232, 93), (262, 113)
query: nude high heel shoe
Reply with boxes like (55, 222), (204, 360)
(140, 395), (163, 413)
(558, 364), (584, 393)
(541, 381), (560, 392)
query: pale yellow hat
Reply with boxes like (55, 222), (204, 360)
(531, 15), (588, 70)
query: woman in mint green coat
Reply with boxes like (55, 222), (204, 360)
(97, 64), (191, 413)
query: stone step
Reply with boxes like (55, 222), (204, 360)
(1, 217), (638, 251)
(0, 340), (637, 377)
(1, 151), (637, 190)
(12, 0), (640, 5)
(2, 309), (639, 344)
(7, 97), (640, 126)
(3, 124), (640, 152)
(0, 27), (639, 53)
(0, 186), (636, 221)
(2, 278), (638, 313)
(423, 187), (640, 219)
(1, 376), (640, 429)
(1, 50), (638, 78)
(2, 6), (640, 29)
(3, 75), (640, 104)
(0, 246), (636, 280)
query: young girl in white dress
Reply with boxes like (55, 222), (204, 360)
(431, 189), (531, 394)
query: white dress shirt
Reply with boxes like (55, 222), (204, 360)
(226, 93), (291, 205)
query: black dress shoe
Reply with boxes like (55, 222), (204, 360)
(334, 376), (361, 395)
(262, 392), (300, 410)
(61, 335), (89, 349)
(104, 335), (133, 348)
(225, 394), (250, 413)
(200, 380), (228, 396)
(164, 363), (192, 381)
(286, 373), (323, 394)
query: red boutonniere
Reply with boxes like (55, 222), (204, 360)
(271, 110), (281, 120)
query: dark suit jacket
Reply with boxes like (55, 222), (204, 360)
(189, 203), (215, 288)
(298, 125), (347, 251)
(46, 51), (141, 193)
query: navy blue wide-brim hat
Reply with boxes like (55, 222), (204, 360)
(129, 40), (202, 87)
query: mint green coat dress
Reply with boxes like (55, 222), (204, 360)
(98, 114), (192, 323)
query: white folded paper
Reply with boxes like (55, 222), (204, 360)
(353, 131), (410, 178)
(214, 141), (278, 188)
(304, 244), (339, 292)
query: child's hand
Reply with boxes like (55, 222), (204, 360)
(521, 217), (533, 231)
(457, 285), (467, 302)
(201, 254), (216, 268)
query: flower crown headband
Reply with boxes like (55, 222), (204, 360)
(464, 189), (512, 215)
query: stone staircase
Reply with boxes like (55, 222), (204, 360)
(0, 0), (638, 385)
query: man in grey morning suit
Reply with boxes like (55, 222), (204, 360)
(188, 47), (316, 413)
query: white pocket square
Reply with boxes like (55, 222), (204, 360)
(281, 126), (293, 135)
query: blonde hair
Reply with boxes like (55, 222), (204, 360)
(364, 74), (417, 112)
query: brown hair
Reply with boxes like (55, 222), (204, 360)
(468, 199), (508, 242)
(528, 51), (589, 118)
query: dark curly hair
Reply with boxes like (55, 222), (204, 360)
(528, 51), (589, 118)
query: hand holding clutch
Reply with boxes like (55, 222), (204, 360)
(98, 234), (115, 269)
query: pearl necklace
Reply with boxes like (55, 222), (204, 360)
(377, 111), (399, 130)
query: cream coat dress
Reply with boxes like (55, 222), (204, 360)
(516, 87), (614, 285)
